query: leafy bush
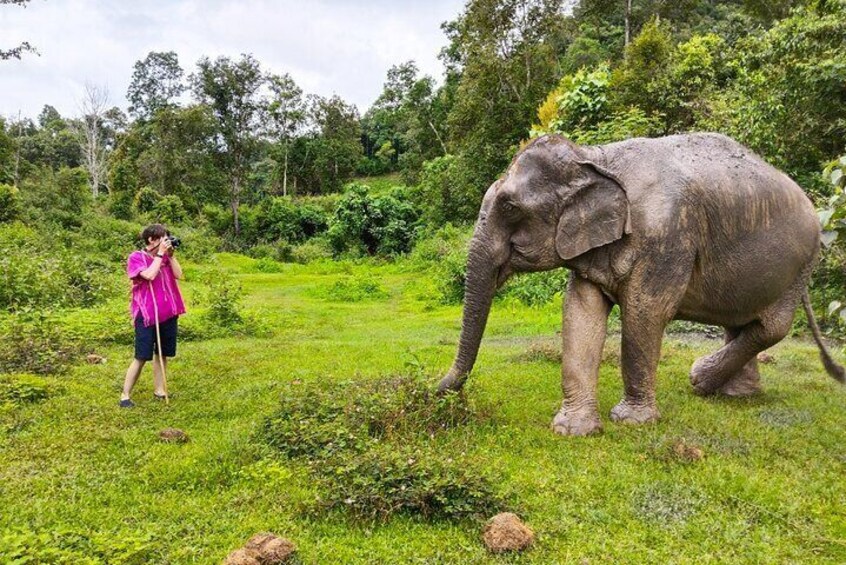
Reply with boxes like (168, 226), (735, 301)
(263, 374), (484, 460)
(19, 167), (91, 228)
(261, 374), (500, 520)
(0, 312), (81, 374)
(316, 275), (389, 302)
(328, 183), (421, 256)
(500, 269), (570, 307)
(0, 527), (155, 565)
(0, 222), (119, 311)
(816, 150), (846, 332)
(291, 237), (334, 263)
(433, 247), (469, 305)
(318, 445), (500, 521)
(203, 270), (243, 327)
(133, 186), (161, 214)
(0, 374), (50, 405)
(75, 213), (144, 263)
(412, 155), (481, 226)
(0, 183), (21, 222)
(409, 224), (472, 267)
(152, 194), (186, 224)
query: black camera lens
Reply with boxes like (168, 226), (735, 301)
(169, 236), (181, 249)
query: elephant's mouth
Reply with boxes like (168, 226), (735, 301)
(496, 262), (513, 288)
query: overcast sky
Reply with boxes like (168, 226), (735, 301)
(0, 0), (467, 121)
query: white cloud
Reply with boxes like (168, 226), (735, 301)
(0, 0), (465, 120)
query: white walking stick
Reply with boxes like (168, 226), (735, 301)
(148, 280), (169, 405)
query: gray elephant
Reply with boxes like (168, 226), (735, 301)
(438, 133), (845, 436)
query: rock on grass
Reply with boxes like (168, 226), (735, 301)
(483, 512), (534, 553)
(224, 533), (296, 565)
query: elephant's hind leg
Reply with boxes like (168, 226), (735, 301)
(716, 328), (762, 397)
(690, 294), (799, 396)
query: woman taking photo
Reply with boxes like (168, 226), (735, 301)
(120, 223), (186, 408)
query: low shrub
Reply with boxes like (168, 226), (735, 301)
(291, 238), (333, 264)
(0, 527), (156, 565)
(133, 186), (161, 214)
(152, 194), (186, 224)
(0, 222), (121, 312)
(202, 270), (243, 327)
(0, 183), (21, 222)
(318, 445), (501, 521)
(261, 374), (501, 521)
(262, 374), (482, 461)
(316, 275), (389, 302)
(433, 248), (468, 305)
(0, 374), (50, 406)
(0, 311), (82, 374)
(500, 269), (569, 307)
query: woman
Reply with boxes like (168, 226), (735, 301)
(120, 223), (186, 407)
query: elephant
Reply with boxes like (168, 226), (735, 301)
(438, 132), (845, 436)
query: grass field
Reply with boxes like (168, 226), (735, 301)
(2, 255), (845, 564)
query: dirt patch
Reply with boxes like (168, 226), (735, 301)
(483, 512), (534, 553)
(159, 428), (190, 443)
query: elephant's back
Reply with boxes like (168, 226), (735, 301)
(605, 133), (821, 325)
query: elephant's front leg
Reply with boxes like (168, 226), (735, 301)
(552, 275), (612, 436)
(610, 294), (669, 425)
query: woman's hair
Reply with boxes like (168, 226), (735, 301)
(140, 224), (168, 245)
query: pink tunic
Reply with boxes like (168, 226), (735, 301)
(127, 251), (186, 328)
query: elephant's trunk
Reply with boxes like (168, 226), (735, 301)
(438, 241), (502, 393)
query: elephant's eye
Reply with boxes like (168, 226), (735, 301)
(500, 200), (521, 218)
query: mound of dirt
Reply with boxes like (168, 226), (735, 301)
(223, 547), (261, 565)
(483, 512), (534, 553)
(86, 353), (106, 364)
(672, 440), (704, 462)
(158, 428), (189, 443)
(224, 533), (296, 564)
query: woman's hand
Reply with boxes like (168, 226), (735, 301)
(158, 238), (173, 256)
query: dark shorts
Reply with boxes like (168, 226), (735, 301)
(134, 316), (178, 361)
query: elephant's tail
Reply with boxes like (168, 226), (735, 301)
(802, 289), (846, 383)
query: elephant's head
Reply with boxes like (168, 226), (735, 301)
(438, 135), (630, 392)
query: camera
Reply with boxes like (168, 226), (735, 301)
(167, 235), (182, 249)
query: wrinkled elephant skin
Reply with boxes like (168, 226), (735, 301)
(439, 133), (845, 435)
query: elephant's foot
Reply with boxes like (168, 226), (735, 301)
(437, 372), (466, 394)
(689, 355), (731, 396)
(610, 399), (660, 425)
(551, 404), (602, 436)
(718, 365), (762, 397)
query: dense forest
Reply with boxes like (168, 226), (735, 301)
(2, 0), (846, 338)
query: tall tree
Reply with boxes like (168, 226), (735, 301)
(192, 54), (266, 235)
(127, 51), (185, 120)
(74, 83), (110, 197)
(442, 0), (569, 186)
(266, 73), (306, 196)
(308, 95), (362, 193)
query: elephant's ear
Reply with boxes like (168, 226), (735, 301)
(555, 161), (631, 261)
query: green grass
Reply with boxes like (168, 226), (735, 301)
(2, 258), (845, 563)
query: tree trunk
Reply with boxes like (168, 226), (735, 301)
(625, 0), (632, 47)
(283, 144), (289, 197)
(232, 176), (241, 236)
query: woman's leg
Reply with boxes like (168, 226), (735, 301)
(121, 359), (146, 401)
(152, 355), (168, 396)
